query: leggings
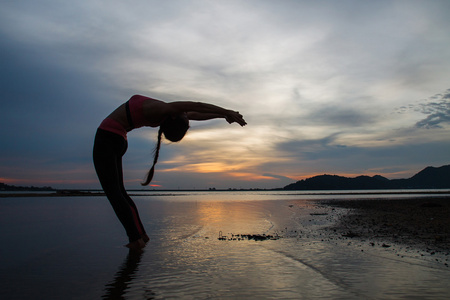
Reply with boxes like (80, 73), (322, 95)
(93, 128), (146, 243)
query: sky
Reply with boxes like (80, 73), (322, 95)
(1, 0), (449, 190)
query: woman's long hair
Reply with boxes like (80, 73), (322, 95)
(141, 116), (189, 186)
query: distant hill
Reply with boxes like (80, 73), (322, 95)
(283, 165), (450, 190)
(0, 183), (54, 191)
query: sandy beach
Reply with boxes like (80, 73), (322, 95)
(1, 192), (449, 299)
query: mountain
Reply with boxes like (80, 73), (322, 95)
(283, 165), (450, 190)
(405, 165), (450, 188)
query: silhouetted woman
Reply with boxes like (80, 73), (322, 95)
(93, 95), (246, 249)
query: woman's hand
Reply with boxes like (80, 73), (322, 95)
(225, 110), (247, 126)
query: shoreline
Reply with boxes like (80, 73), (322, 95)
(0, 190), (106, 197)
(1, 189), (450, 198)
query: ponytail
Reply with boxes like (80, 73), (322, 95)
(141, 127), (163, 186)
(141, 116), (189, 186)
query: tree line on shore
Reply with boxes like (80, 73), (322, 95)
(0, 182), (54, 191)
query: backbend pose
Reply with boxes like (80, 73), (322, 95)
(93, 95), (247, 249)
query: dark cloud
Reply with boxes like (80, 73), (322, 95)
(416, 112), (450, 129)
(262, 173), (293, 181)
(0, 32), (116, 185)
(415, 89), (450, 129)
(277, 135), (450, 179)
(307, 105), (376, 127)
(277, 133), (352, 161)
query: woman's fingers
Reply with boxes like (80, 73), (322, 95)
(235, 114), (247, 126)
(226, 110), (247, 126)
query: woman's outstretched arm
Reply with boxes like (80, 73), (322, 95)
(167, 101), (247, 126)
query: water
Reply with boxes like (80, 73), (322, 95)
(1, 191), (449, 299)
(127, 189), (450, 201)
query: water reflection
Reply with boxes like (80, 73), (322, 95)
(100, 199), (450, 299)
(2, 196), (449, 299)
(103, 249), (153, 299)
(195, 201), (278, 236)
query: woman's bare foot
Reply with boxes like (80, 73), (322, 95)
(141, 233), (150, 243)
(125, 238), (146, 250)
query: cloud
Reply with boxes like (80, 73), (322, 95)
(262, 173), (293, 181)
(415, 90), (450, 129)
(307, 105), (377, 127)
(277, 133), (351, 161)
(394, 89), (450, 129)
(416, 112), (450, 129)
(1, 1), (450, 189)
(276, 134), (450, 179)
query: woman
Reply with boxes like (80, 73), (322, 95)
(93, 95), (246, 249)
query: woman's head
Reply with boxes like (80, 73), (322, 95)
(141, 114), (189, 186)
(160, 114), (190, 142)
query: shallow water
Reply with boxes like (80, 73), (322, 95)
(0, 194), (449, 299)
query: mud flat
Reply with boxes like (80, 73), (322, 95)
(318, 197), (450, 267)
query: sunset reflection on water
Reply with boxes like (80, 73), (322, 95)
(195, 201), (275, 237)
(128, 198), (450, 299)
(2, 196), (449, 299)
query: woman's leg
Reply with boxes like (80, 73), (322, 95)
(93, 129), (145, 245)
(116, 152), (149, 242)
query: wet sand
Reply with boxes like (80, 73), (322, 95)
(316, 197), (450, 267)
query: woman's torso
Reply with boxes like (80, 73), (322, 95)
(98, 95), (162, 137)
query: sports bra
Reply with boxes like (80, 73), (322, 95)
(127, 95), (154, 129)
(98, 95), (152, 139)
